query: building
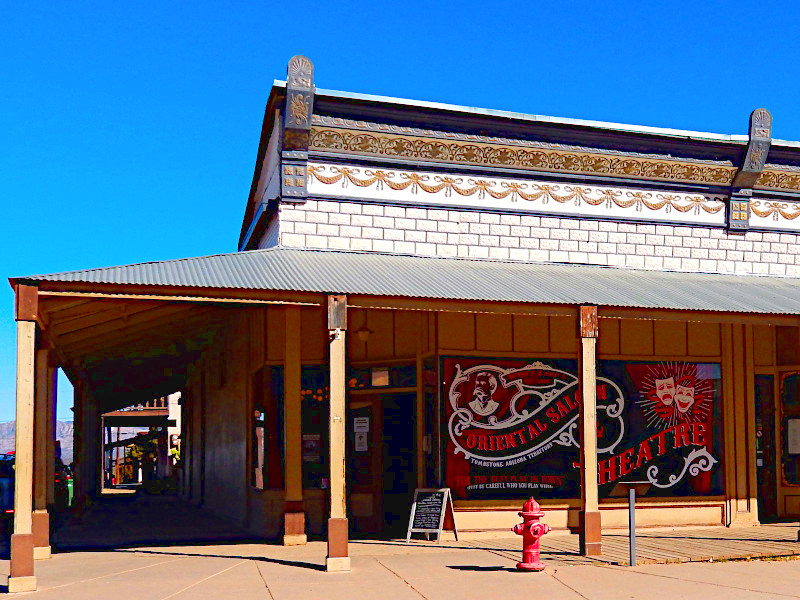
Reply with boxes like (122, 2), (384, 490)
(8, 55), (800, 591)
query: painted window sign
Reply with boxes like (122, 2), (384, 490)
(442, 357), (723, 500)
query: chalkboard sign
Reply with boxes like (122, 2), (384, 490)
(406, 488), (458, 543)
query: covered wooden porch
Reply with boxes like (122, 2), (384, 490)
(10, 247), (800, 591)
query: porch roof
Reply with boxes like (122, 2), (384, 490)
(13, 247), (800, 315)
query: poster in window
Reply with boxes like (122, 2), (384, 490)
(442, 357), (723, 500)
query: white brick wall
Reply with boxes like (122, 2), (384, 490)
(269, 200), (800, 277)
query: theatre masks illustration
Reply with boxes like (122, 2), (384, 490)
(654, 377), (675, 406)
(638, 363), (710, 427)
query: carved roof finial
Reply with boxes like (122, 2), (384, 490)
(750, 108), (772, 140)
(287, 55), (314, 90)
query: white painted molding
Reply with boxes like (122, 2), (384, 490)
(308, 163), (727, 226)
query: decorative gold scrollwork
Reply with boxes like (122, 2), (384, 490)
(309, 128), (737, 187)
(307, 165), (725, 215)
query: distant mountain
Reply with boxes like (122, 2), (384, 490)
(0, 421), (74, 464)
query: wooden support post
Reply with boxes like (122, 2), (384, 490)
(10, 285), (38, 592)
(283, 307), (306, 545)
(578, 305), (602, 556)
(45, 367), (57, 510)
(73, 387), (100, 508)
(72, 382), (83, 511)
(326, 295), (350, 572)
(32, 348), (51, 560)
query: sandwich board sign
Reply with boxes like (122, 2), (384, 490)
(406, 488), (458, 543)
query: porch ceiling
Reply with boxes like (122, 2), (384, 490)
(39, 296), (234, 412)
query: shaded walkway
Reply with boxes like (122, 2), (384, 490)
(53, 494), (256, 551)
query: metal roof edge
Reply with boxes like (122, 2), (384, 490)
(9, 246), (286, 284)
(304, 82), (753, 144)
(14, 245), (800, 285)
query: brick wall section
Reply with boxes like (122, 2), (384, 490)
(270, 199), (800, 277)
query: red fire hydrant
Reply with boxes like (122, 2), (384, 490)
(511, 497), (551, 571)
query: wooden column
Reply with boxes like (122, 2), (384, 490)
(10, 285), (38, 592)
(326, 295), (350, 572)
(578, 305), (601, 556)
(45, 367), (57, 510)
(32, 348), (51, 560)
(74, 387), (100, 508)
(283, 307), (306, 545)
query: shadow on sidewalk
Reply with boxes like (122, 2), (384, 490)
(113, 547), (326, 571)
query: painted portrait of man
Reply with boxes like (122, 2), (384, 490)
(468, 371), (499, 417)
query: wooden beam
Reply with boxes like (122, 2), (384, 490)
(599, 307), (800, 326)
(348, 295), (576, 316)
(60, 307), (223, 355)
(55, 304), (200, 343)
(39, 298), (96, 316)
(50, 302), (175, 336)
(37, 285), (325, 307)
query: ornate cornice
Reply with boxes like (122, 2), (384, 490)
(311, 115), (730, 162)
(757, 169), (800, 191)
(309, 127), (737, 188)
(309, 117), (800, 193)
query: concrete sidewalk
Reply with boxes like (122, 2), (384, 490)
(6, 539), (800, 599)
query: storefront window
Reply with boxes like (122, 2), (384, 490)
(301, 365), (329, 489)
(780, 372), (800, 485)
(251, 366), (284, 490)
(442, 357), (724, 501)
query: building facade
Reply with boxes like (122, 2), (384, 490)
(8, 56), (800, 590)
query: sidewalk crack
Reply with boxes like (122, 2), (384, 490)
(550, 569), (592, 600)
(376, 558), (431, 600)
(255, 561), (277, 600)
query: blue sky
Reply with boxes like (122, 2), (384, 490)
(2, 1), (800, 421)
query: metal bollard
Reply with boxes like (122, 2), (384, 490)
(629, 486), (636, 567)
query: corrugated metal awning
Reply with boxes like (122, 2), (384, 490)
(12, 247), (800, 314)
